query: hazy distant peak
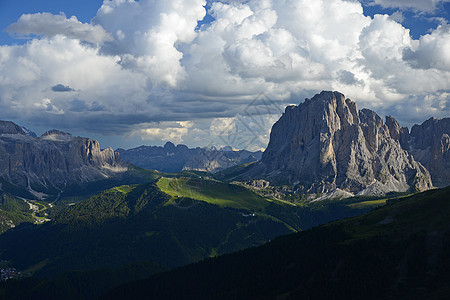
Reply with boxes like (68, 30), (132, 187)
(41, 129), (74, 142)
(42, 129), (72, 136)
(21, 126), (37, 137)
(163, 141), (176, 150)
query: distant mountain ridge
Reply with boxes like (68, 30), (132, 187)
(117, 142), (262, 173)
(0, 121), (128, 197)
(242, 91), (448, 196)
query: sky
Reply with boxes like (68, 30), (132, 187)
(0, 0), (449, 151)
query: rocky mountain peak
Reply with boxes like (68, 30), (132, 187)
(408, 117), (450, 187)
(410, 117), (450, 150)
(385, 115), (410, 150)
(21, 127), (37, 137)
(41, 129), (74, 142)
(0, 121), (26, 135)
(0, 120), (128, 197)
(247, 91), (433, 196)
(42, 129), (72, 137)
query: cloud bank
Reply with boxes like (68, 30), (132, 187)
(6, 12), (113, 44)
(364, 0), (450, 13)
(0, 0), (449, 150)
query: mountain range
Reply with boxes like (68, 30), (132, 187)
(0, 121), (128, 199)
(0, 91), (448, 299)
(1, 91), (448, 200)
(116, 142), (262, 173)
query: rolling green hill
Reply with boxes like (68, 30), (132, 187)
(101, 186), (450, 299)
(157, 177), (273, 211)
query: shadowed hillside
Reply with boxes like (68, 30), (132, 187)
(102, 186), (450, 299)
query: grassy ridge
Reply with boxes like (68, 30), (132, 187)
(347, 198), (387, 209)
(340, 187), (450, 241)
(157, 177), (270, 211)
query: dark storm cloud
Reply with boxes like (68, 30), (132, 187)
(69, 99), (106, 112)
(337, 70), (364, 86)
(25, 112), (154, 136)
(51, 84), (75, 92)
(376, 91), (450, 128)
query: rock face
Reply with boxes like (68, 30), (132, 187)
(117, 142), (262, 173)
(0, 121), (26, 135)
(408, 118), (450, 188)
(246, 91), (433, 195)
(0, 122), (128, 193)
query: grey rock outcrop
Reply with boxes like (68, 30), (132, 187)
(385, 116), (410, 150)
(378, 115), (450, 188)
(408, 118), (450, 188)
(0, 122), (128, 194)
(245, 91), (433, 195)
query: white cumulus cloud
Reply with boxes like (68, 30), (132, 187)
(131, 121), (193, 143)
(403, 23), (450, 71)
(94, 0), (206, 87)
(7, 12), (113, 44)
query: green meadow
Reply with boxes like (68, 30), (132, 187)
(157, 177), (271, 212)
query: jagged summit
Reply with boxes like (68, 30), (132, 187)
(21, 126), (37, 137)
(244, 91), (433, 196)
(409, 117), (450, 188)
(42, 129), (72, 136)
(41, 129), (74, 142)
(117, 142), (262, 173)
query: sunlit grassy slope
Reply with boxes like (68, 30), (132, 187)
(347, 198), (387, 209)
(157, 177), (272, 211)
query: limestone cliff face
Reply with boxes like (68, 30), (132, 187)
(408, 118), (450, 188)
(249, 91), (432, 195)
(0, 124), (128, 192)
